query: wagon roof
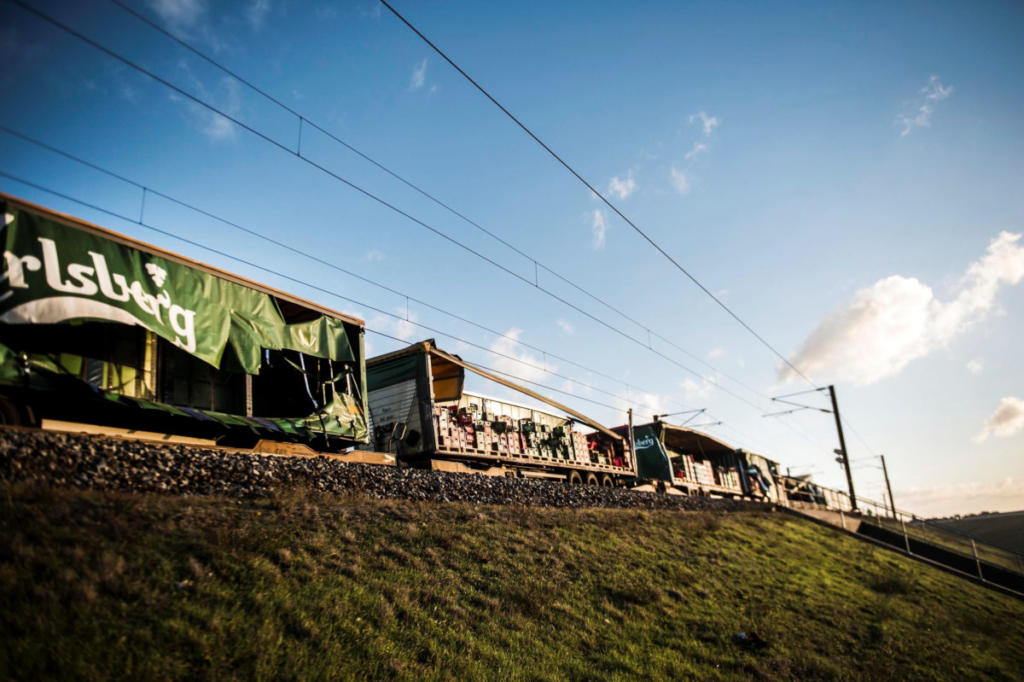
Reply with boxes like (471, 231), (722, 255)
(368, 340), (623, 441)
(654, 421), (737, 458)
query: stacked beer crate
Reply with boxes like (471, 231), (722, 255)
(434, 405), (454, 450)
(718, 467), (741, 491)
(434, 405), (477, 451)
(691, 459), (716, 487)
(433, 404), (602, 465)
(586, 435), (613, 466)
(680, 454), (697, 482)
(571, 431), (590, 463)
(518, 420), (539, 457)
(476, 419), (496, 453)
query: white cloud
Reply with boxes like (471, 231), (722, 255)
(781, 231), (1024, 385)
(314, 6), (340, 21)
(148, 0), (206, 30)
(669, 167), (690, 195)
(590, 210), (608, 249)
(897, 477), (1024, 517)
(607, 172), (636, 200)
(708, 348), (726, 359)
(684, 141), (708, 161)
(689, 111), (719, 137)
(360, 3), (382, 19)
(556, 319), (574, 335)
(488, 328), (556, 384)
(898, 75), (953, 136)
(974, 396), (1024, 442)
(245, 0), (271, 31)
(966, 359), (983, 374)
(410, 59), (427, 90)
(173, 62), (242, 142)
(202, 110), (236, 141)
(363, 248), (385, 262)
(619, 391), (671, 420)
(561, 378), (592, 398)
(923, 74), (953, 102)
(367, 306), (419, 344)
(681, 377), (713, 402)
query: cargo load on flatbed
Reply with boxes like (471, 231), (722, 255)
(366, 340), (633, 484)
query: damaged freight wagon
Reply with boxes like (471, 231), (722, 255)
(0, 193), (369, 451)
(366, 340), (634, 484)
(626, 419), (787, 502)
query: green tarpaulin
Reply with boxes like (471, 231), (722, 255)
(285, 316), (354, 364)
(633, 423), (674, 482)
(0, 207), (354, 374)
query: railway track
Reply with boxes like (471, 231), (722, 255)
(0, 426), (765, 512)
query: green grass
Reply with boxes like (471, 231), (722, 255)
(931, 512), (1024, 555)
(2, 483), (1023, 681)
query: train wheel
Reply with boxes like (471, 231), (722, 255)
(567, 471), (583, 486)
(585, 473), (599, 486)
(601, 474), (614, 488)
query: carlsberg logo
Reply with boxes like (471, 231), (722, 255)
(2, 237), (197, 352)
(635, 435), (657, 449)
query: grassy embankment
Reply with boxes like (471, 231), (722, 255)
(2, 484), (1022, 680)
(863, 515), (1024, 574)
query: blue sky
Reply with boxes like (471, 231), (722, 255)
(2, 0), (1023, 516)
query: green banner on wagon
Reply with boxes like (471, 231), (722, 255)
(0, 206), (354, 374)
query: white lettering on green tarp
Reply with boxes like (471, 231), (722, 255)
(2, 235), (197, 352)
(1, 205), (357, 372)
(635, 434), (658, 450)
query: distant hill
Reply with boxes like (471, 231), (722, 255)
(929, 510), (1024, 555)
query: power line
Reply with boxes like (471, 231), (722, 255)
(378, 0), (894, 467)
(7, 0), (773, 416)
(1, 124), (729, 424)
(105, 0), (768, 407)
(10, 1), (867, 463)
(0, 168), (686, 421)
(0, 124), (629, 395)
(105, 4), (889, 468)
(364, 328), (628, 415)
(379, 0), (817, 388)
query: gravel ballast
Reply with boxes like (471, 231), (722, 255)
(0, 428), (765, 512)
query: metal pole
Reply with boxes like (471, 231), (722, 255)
(828, 384), (858, 511)
(880, 454), (896, 520)
(900, 517), (911, 555)
(627, 408), (636, 476)
(971, 539), (984, 581)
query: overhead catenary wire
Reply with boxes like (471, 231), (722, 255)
(0, 124), (631, 397)
(363, 328), (628, 415)
(104, 0), (769, 407)
(0, 169), (684, 420)
(379, 0), (818, 389)
(6, 0), (775, 417)
(9, 0), (876, 467)
(0, 124), (723, 422)
(0, 171), (847, 479)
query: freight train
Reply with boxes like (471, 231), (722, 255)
(0, 193), (851, 511)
